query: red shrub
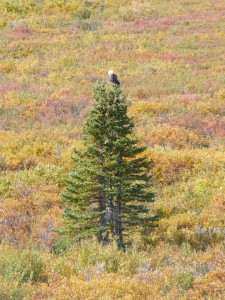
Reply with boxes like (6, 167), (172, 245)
(34, 97), (92, 125)
(12, 25), (33, 37)
(161, 114), (225, 140)
(0, 82), (21, 95)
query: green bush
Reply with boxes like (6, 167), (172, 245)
(0, 245), (47, 284)
(175, 270), (194, 293)
(55, 239), (145, 275)
(189, 226), (225, 251)
(0, 281), (31, 300)
(0, 20), (7, 29)
(74, 7), (92, 19)
(1, 0), (37, 16)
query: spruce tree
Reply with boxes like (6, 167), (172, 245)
(60, 82), (158, 249)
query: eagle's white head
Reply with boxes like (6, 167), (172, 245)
(108, 70), (114, 76)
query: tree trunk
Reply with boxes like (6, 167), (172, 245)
(97, 153), (109, 244)
(116, 184), (125, 249)
(98, 194), (109, 244)
(115, 152), (125, 249)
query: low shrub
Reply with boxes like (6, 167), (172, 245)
(0, 245), (47, 283)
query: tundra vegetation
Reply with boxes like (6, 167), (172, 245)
(0, 0), (224, 299)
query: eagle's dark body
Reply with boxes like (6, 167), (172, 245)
(108, 70), (120, 85)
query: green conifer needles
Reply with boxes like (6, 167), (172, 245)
(61, 82), (158, 248)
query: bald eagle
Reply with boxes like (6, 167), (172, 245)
(108, 70), (120, 85)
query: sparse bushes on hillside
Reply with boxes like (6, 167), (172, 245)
(0, 0), (225, 298)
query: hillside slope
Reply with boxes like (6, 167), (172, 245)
(0, 0), (224, 299)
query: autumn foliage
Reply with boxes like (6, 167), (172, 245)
(0, 0), (224, 298)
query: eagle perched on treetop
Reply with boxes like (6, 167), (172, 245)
(108, 70), (120, 85)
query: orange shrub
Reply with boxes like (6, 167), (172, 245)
(143, 124), (205, 149)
